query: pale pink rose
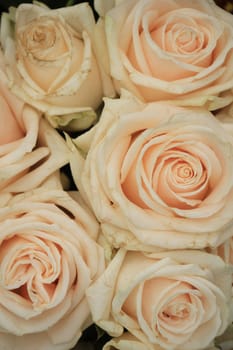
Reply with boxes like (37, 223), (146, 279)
(0, 184), (104, 350)
(0, 2), (112, 131)
(87, 249), (232, 350)
(0, 58), (70, 193)
(69, 93), (233, 250)
(95, 0), (233, 110)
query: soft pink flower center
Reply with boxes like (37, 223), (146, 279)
(17, 17), (85, 93)
(127, 10), (213, 81)
(0, 235), (63, 307)
(123, 277), (198, 329)
(121, 133), (214, 210)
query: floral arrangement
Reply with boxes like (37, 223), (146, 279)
(0, 0), (232, 350)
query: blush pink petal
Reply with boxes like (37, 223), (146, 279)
(0, 106), (70, 193)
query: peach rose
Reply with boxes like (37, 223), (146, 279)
(95, 0), (233, 110)
(0, 183), (104, 350)
(87, 249), (232, 350)
(69, 92), (233, 250)
(0, 2), (108, 131)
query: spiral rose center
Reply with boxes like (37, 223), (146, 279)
(0, 235), (62, 307)
(32, 26), (54, 46)
(16, 14), (88, 94)
(21, 24), (56, 57)
(127, 8), (215, 84)
(177, 30), (193, 45)
(33, 28), (45, 42)
(154, 148), (208, 209)
(173, 161), (194, 182)
(17, 17), (69, 61)
(175, 28), (200, 53)
(121, 134), (210, 211)
(161, 301), (189, 321)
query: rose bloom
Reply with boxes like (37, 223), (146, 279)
(0, 2), (109, 131)
(94, 0), (233, 110)
(0, 181), (104, 350)
(70, 92), (233, 250)
(87, 249), (232, 350)
(0, 63), (69, 193)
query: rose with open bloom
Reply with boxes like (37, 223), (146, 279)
(87, 249), (232, 350)
(0, 64), (70, 193)
(0, 2), (107, 131)
(70, 92), (233, 250)
(0, 183), (104, 350)
(94, 0), (233, 110)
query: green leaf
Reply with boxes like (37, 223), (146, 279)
(66, 0), (75, 6)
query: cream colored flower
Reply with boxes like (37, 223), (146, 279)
(0, 183), (104, 350)
(87, 249), (232, 350)
(94, 0), (233, 110)
(69, 92), (233, 250)
(0, 2), (109, 131)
